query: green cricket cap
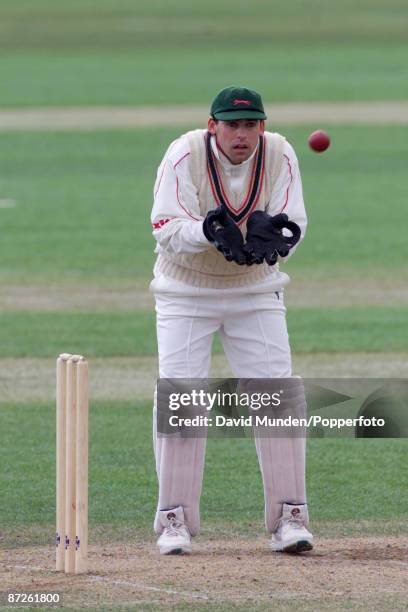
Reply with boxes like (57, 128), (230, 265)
(210, 86), (267, 121)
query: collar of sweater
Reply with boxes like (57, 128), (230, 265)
(210, 135), (258, 175)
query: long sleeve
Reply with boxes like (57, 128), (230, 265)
(151, 138), (212, 255)
(266, 141), (307, 261)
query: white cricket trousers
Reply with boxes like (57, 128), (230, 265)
(151, 275), (307, 536)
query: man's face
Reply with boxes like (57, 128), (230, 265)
(208, 118), (265, 165)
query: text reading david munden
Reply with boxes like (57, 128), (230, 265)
(165, 390), (384, 430)
(167, 414), (384, 429)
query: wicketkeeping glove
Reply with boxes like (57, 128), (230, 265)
(243, 211), (301, 266)
(203, 206), (247, 265)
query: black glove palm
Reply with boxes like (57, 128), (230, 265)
(203, 206), (246, 265)
(243, 211), (301, 265)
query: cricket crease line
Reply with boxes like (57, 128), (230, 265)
(88, 575), (210, 600)
(387, 560), (408, 567)
(81, 599), (167, 608)
(2, 564), (48, 572)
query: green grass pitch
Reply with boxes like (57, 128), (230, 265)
(0, 126), (407, 283)
(1, 124), (407, 550)
(0, 0), (408, 106)
(1, 402), (407, 548)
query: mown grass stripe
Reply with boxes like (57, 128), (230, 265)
(1, 402), (408, 532)
(1, 307), (407, 357)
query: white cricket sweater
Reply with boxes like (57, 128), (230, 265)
(151, 129), (307, 289)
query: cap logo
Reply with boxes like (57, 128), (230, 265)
(167, 512), (176, 520)
(233, 99), (251, 106)
(291, 507), (301, 517)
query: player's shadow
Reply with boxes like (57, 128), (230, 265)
(189, 540), (407, 563)
(305, 542), (407, 562)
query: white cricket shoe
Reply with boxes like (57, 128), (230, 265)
(271, 503), (313, 553)
(157, 506), (192, 555)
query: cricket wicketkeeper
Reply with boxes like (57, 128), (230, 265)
(150, 86), (313, 554)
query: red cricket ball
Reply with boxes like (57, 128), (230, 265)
(308, 130), (330, 153)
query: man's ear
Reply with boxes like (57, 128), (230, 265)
(259, 120), (265, 134)
(208, 117), (217, 134)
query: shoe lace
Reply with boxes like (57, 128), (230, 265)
(166, 518), (185, 537)
(286, 516), (305, 530)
